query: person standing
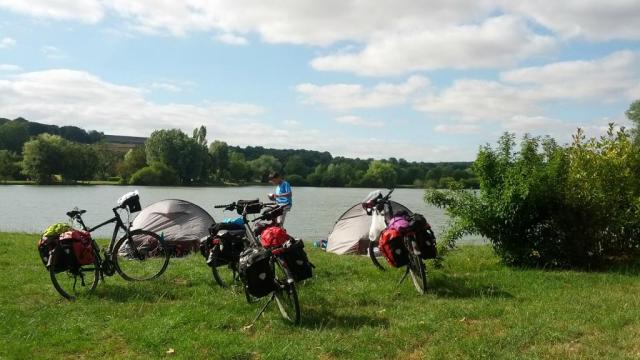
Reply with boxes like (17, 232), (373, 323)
(268, 172), (292, 226)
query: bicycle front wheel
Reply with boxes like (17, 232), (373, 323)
(49, 247), (99, 300)
(211, 257), (239, 288)
(274, 259), (300, 325)
(408, 252), (427, 295)
(114, 229), (170, 281)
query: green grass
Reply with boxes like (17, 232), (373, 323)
(2, 232), (640, 359)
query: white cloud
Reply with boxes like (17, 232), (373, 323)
(502, 1), (640, 41)
(297, 75), (429, 111)
(0, 36), (16, 49)
(416, 79), (539, 122)
(102, 0), (491, 45)
(500, 50), (640, 102)
(0, 0), (103, 23)
(41, 46), (67, 59)
(0, 64), (21, 71)
(417, 50), (640, 122)
(215, 33), (248, 46)
(0, 69), (264, 136)
(310, 15), (556, 76)
(335, 115), (384, 128)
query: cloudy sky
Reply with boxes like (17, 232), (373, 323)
(0, 1), (639, 161)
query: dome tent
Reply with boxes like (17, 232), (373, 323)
(326, 194), (412, 255)
(130, 199), (214, 256)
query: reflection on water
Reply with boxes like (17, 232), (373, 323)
(0, 185), (484, 243)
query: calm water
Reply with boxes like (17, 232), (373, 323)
(0, 185), (482, 243)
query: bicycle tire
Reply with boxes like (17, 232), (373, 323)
(368, 240), (386, 271)
(49, 247), (99, 300)
(113, 229), (170, 281)
(274, 259), (300, 325)
(211, 257), (239, 288)
(408, 248), (427, 294)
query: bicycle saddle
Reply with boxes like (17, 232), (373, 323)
(66, 209), (87, 218)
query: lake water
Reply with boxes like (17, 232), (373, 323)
(0, 185), (483, 243)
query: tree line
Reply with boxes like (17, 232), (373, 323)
(0, 120), (476, 187)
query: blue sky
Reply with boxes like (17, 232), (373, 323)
(0, 1), (639, 161)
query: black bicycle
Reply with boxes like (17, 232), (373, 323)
(213, 200), (301, 325)
(366, 189), (428, 295)
(48, 191), (170, 300)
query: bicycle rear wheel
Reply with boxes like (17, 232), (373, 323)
(114, 229), (170, 281)
(273, 259), (300, 325)
(49, 247), (99, 300)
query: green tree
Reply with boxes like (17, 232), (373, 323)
(248, 155), (282, 182)
(360, 160), (397, 188)
(626, 99), (640, 142)
(192, 125), (207, 147)
(117, 146), (147, 182)
(0, 121), (29, 153)
(0, 150), (21, 181)
(21, 134), (66, 184)
(209, 140), (229, 179)
(145, 129), (208, 184)
(228, 151), (250, 182)
(61, 142), (99, 182)
(284, 155), (309, 177)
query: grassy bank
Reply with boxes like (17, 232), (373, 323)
(1, 232), (640, 359)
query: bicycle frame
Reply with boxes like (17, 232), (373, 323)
(71, 207), (133, 258)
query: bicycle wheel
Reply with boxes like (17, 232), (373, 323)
(49, 247), (99, 300)
(368, 240), (386, 271)
(408, 251), (427, 295)
(114, 229), (170, 281)
(273, 259), (300, 325)
(211, 256), (239, 288)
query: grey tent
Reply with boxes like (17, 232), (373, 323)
(326, 200), (412, 255)
(130, 199), (214, 256)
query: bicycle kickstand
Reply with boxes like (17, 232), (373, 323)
(251, 293), (276, 325)
(396, 267), (410, 288)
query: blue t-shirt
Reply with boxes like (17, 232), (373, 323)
(275, 180), (292, 207)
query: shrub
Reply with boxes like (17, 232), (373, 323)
(129, 163), (180, 186)
(426, 126), (640, 269)
(286, 174), (307, 186)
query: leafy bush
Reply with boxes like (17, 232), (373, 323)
(129, 163), (180, 186)
(427, 125), (640, 269)
(286, 174), (307, 186)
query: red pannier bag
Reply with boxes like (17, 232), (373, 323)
(59, 230), (95, 266)
(378, 228), (409, 267)
(260, 226), (289, 248)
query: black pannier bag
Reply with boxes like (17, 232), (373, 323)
(202, 222), (246, 266)
(239, 247), (276, 298)
(201, 233), (245, 267)
(409, 213), (438, 259)
(38, 235), (77, 272)
(279, 239), (314, 282)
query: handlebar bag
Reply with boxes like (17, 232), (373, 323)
(279, 239), (313, 282)
(260, 226), (289, 248)
(378, 228), (409, 267)
(59, 230), (95, 266)
(408, 214), (437, 259)
(239, 247), (276, 298)
(236, 199), (261, 215)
